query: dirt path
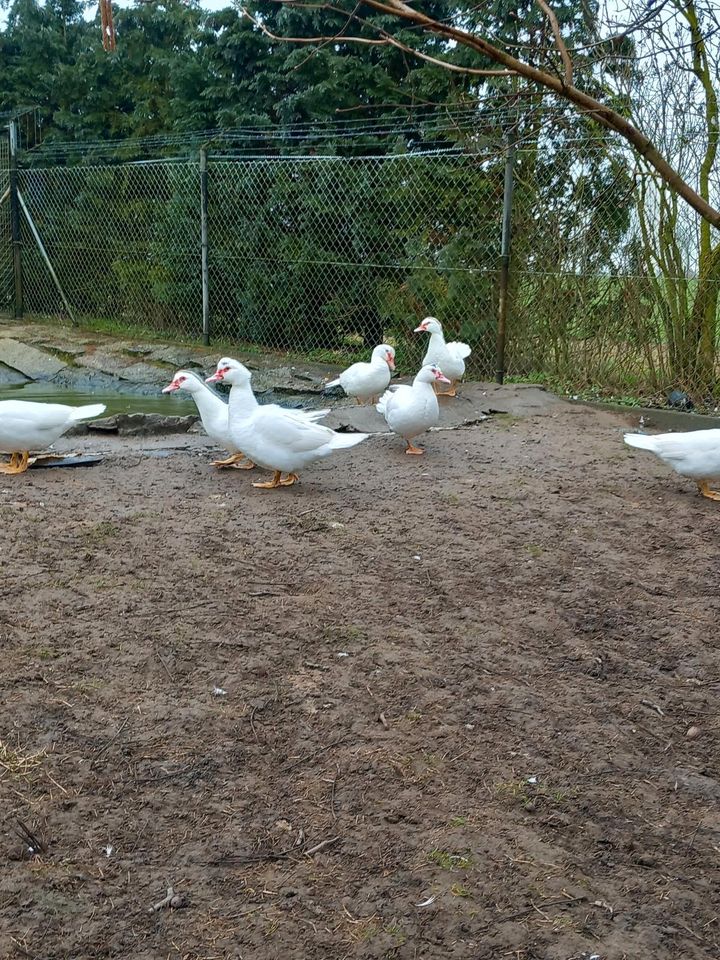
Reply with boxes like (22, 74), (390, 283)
(1, 400), (719, 960)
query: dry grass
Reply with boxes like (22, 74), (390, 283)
(0, 740), (46, 779)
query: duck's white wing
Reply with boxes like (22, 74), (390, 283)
(263, 403), (329, 423)
(257, 407), (338, 453)
(376, 384), (411, 417)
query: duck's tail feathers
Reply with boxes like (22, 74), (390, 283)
(376, 389), (393, 416)
(624, 433), (658, 452)
(448, 341), (472, 360)
(329, 431), (368, 450)
(68, 403), (107, 422)
(305, 407), (331, 422)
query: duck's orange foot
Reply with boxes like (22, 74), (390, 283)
(212, 452), (253, 469)
(437, 382), (457, 398)
(252, 470), (298, 489)
(697, 480), (720, 501)
(404, 442), (424, 456)
(0, 451), (30, 475)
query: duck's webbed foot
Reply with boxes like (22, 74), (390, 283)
(0, 451), (30, 475)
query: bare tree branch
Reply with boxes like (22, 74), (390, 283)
(241, 4), (516, 76)
(241, 6), (384, 45)
(535, 0), (573, 85)
(268, 0), (720, 227)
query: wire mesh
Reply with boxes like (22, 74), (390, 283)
(0, 131), (12, 315)
(8, 128), (720, 409)
(208, 152), (501, 374)
(19, 159), (201, 335)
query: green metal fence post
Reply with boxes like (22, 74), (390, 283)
(496, 136), (515, 385)
(200, 147), (210, 346)
(8, 121), (23, 321)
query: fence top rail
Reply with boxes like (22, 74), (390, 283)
(20, 146), (494, 174)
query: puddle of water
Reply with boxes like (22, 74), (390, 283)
(0, 381), (197, 417)
(573, 399), (720, 431)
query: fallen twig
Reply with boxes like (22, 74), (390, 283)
(156, 651), (174, 681)
(687, 818), (703, 851)
(10, 939), (41, 960)
(640, 699), (665, 717)
(149, 886), (175, 913)
(304, 836), (340, 857)
(283, 735), (347, 772)
(249, 705), (259, 742)
(148, 885), (186, 913)
(478, 895), (588, 929)
(13, 819), (47, 855)
(211, 833), (340, 866)
(90, 717), (130, 769)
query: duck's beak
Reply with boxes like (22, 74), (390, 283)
(387, 356), (396, 370)
(436, 373), (451, 384)
(162, 381), (180, 393)
(206, 371), (223, 383)
(413, 324), (427, 333)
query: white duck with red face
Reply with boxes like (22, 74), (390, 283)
(163, 369), (253, 469)
(414, 317), (471, 397)
(324, 343), (396, 404)
(207, 358), (369, 489)
(163, 367), (331, 470)
(376, 364), (450, 455)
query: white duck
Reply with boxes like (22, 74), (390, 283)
(163, 368), (331, 470)
(324, 344), (396, 404)
(377, 364), (450, 455)
(163, 370), (252, 469)
(414, 317), (471, 396)
(0, 400), (107, 475)
(207, 358), (368, 488)
(624, 429), (720, 501)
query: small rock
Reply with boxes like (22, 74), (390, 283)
(85, 413), (198, 436)
(667, 389), (693, 411)
(686, 726), (701, 739)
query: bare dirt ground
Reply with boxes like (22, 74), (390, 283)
(1, 395), (720, 960)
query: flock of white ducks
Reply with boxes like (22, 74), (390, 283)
(2, 315), (720, 499)
(160, 316), (471, 487)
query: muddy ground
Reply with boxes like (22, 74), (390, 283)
(1, 395), (719, 960)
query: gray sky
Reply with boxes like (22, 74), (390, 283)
(0, 0), (234, 29)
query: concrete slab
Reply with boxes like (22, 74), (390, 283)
(0, 361), (30, 386)
(148, 346), (204, 368)
(0, 338), (66, 379)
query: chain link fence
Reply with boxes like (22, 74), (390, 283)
(3, 128), (720, 408)
(0, 131), (12, 314)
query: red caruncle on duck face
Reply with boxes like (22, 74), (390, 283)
(206, 363), (232, 384)
(162, 374), (187, 393)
